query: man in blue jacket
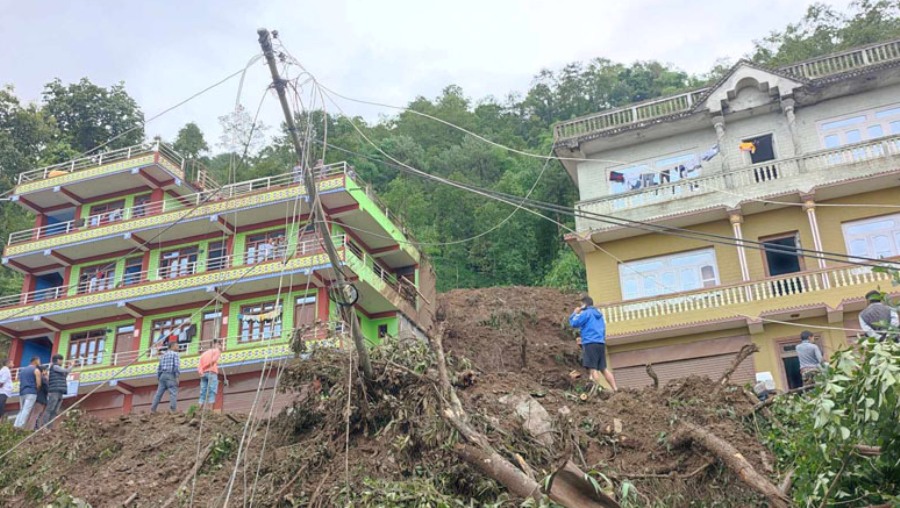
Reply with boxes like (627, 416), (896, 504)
(570, 296), (618, 393)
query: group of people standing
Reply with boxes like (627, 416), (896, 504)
(150, 339), (224, 413)
(0, 355), (72, 430)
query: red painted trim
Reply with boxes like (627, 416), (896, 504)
(154, 231), (224, 250)
(213, 380), (224, 410)
(42, 203), (76, 213)
(124, 303), (144, 317)
(140, 251), (151, 274)
(23, 274), (35, 294)
(74, 248), (135, 266)
(132, 317), (143, 351)
(367, 311), (397, 320)
(122, 393), (134, 414)
(84, 185), (153, 205)
(61, 266), (72, 288)
(150, 188), (164, 205)
(48, 250), (75, 266)
(317, 287), (329, 320)
(219, 302), (230, 339)
(51, 314), (133, 331)
(16, 196), (45, 214)
(0, 326), (52, 338)
(34, 214), (48, 230)
(369, 245), (400, 255)
(73, 205), (83, 222)
(40, 317), (64, 331)
(138, 300), (207, 317)
(51, 331), (61, 355)
(234, 215), (311, 234)
(138, 168), (166, 188)
(217, 216), (235, 234)
(323, 203), (360, 215)
(225, 287), (292, 303)
(59, 187), (84, 205)
(7, 338), (22, 365)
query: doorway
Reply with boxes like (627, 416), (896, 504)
(114, 325), (135, 364)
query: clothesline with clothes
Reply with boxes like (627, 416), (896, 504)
(608, 143), (721, 193)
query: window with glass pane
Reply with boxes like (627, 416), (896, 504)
(240, 302), (282, 342)
(842, 214), (900, 260)
(207, 241), (227, 271)
(245, 230), (285, 264)
(123, 257), (143, 286)
(68, 329), (106, 366)
(818, 103), (900, 151)
(78, 263), (116, 293)
(152, 316), (192, 343)
(618, 248), (719, 300)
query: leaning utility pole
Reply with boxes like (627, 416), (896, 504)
(257, 28), (374, 382)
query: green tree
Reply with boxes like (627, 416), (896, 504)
(173, 122), (209, 159)
(42, 78), (144, 153)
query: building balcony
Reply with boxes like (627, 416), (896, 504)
(11, 142), (198, 212)
(600, 262), (892, 341)
(574, 134), (900, 236)
(0, 235), (342, 333)
(553, 39), (900, 144)
(3, 322), (348, 396)
(4, 162), (419, 273)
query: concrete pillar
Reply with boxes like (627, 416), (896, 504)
(781, 97), (802, 157)
(729, 212), (751, 283)
(803, 197), (828, 271)
(712, 114), (729, 173)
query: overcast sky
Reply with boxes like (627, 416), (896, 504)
(1, 0), (855, 152)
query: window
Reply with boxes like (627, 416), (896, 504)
(240, 301), (282, 342)
(378, 324), (389, 339)
(133, 194), (152, 218)
(245, 230), (286, 264)
(843, 213), (900, 260)
(123, 257), (143, 286)
(761, 233), (804, 277)
(152, 315), (192, 351)
(159, 246), (199, 279)
(618, 248), (719, 300)
(818, 103), (900, 150)
(68, 329), (107, 366)
(78, 263), (115, 294)
(608, 152), (702, 195)
(87, 200), (126, 226)
(743, 134), (776, 164)
(207, 241), (227, 271)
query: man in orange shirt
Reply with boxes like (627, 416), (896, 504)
(198, 339), (223, 410)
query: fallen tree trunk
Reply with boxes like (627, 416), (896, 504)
(855, 444), (881, 457)
(718, 344), (759, 385)
(673, 422), (789, 508)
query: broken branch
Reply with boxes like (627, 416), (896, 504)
(718, 344), (759, 385)
(673, 422), (789, 508)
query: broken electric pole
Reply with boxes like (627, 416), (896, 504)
(256, 28), (374, 382)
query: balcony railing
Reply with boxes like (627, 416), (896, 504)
(575, 134), (900, 231)
(601, 262), (891, 325)
(345, 241), (417, 306)
(554, 39), (900, 143)
(780, 39), (900, 79)
(7, 161), (381, 248)
(4, 322), (348, 394)
(553, 89), (709, 141)
(16, 141), (185, 185)
(0, 235), (338, 311)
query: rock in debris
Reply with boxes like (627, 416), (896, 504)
(498, 393), (554, 447)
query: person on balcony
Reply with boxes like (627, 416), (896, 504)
(151, 342), (181, 413)
(0, 358), (13, 420)
(796, 331), (825, 387)
(259, 239), (275, 262)
(198, 340), (223, 411)
(859, 290), (899, 342)
(13, 356), (42, 429)
(569, 296), (618, 394)
(42, 354), (72, 429)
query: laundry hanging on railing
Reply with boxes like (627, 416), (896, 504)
(239, 304), (283, 324)
(738, 141), (757, 154)
(700, 144), (720, 161)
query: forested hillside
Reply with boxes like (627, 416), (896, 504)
(1, 1), (898, 295)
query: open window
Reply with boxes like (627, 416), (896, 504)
(761, 233), (803, 277)
(87, 200), (126, 226)
(78, 263), (115, 294)
(159, 246), (199, 279)
(743, 134), (776, 164)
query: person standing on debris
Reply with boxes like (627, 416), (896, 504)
(151, 342), (181, 413)
(570, 296), (618, 393)
(859, 290), (899, 342)
(42, 354), (72, 428)
(13, 356), (42, 429)
(197, 339), (223, 410)
(0, 358), (13, 421)
(27, 366), (48, 430)
(796, 331), (825, 387)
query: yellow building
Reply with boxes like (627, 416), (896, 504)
(554, 40), (900, 390)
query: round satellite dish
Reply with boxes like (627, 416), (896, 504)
(332, 282), (359, 307)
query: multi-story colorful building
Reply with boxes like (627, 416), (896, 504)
(555, 39), (900, 390)
(0, 142), (435, 416)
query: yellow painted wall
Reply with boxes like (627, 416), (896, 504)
(584, 219), (741, 303)
(739, 206), (815, 280)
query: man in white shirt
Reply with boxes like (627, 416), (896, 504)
(0, 357), (13, 420)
